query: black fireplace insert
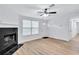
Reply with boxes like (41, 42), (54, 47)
(0, 28), (23, 55)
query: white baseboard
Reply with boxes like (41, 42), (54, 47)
(49, 36), (70, 42)
(18, 36), (70, 44)
(18, 37), (42, 44)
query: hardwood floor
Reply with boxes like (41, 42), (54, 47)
(15, 35), (79, 55)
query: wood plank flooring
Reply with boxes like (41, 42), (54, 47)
(15, 35), (79, 55)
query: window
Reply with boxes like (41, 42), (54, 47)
(22, 20), (39, 36)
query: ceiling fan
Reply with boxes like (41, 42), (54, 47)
(37, 4), (56, 17)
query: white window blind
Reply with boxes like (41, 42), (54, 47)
(22, 20), (39, 36)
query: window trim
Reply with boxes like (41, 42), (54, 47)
(22, 19), (39, 36)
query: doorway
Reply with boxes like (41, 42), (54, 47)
(71, 18), (79, 38)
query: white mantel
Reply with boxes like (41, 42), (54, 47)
(0, 23), (18, 27)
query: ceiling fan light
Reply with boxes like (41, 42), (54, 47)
(43, 14), (49, 17)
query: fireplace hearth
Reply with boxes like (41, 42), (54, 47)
(0, 28), (22, 55)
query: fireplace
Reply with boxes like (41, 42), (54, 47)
(0, 28), (22, 55)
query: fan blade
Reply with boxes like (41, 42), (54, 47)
(46, 4), (55, 10)
(49, 4), (55, 7)
(48, 12), (56, 14)
(38, 11), (44, 13)
(40, 14), (44, 16)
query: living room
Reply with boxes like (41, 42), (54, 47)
(0, 4), (79, 55)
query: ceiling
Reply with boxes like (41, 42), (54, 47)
(1, 4), (79, 19)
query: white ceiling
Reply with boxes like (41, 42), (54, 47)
(1, 4), (79, 19)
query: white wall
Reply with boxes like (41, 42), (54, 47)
(47, 12), (79, 41)
(0, 5), (19, 25)
(47, 16), (70, 41)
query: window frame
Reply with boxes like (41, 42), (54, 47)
(22, 19), (39, 36)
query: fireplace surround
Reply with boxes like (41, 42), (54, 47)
(0, 28), (22, 55)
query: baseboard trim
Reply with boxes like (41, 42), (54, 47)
(49, 37), (69, 42)
(19, 36), (70, 44)
(48, 36), (70, 42)
(19, 37), (42, 44)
